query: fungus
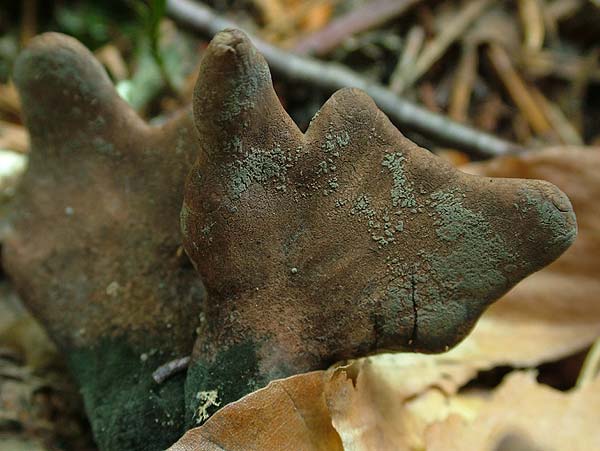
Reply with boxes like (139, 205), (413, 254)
(3, 33), (205, 450)
(181, 29), (576, 421)
(3, 29), (577, 450)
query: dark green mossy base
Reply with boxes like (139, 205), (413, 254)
(184, 340), (265, 427)
(68, 338), (187, 451)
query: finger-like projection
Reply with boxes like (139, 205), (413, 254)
(182, 29), (577, 421)
(3, 33), (205, 451)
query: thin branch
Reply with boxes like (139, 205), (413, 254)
(448, 43), (478, 123)
(488, 43), (553, 136)
(152, 355), (191, 384)
(389, 25), (425, 94)
(292, 0), (424, 56)
(167, 0), (524, 158)
(393, 0), (494, 94)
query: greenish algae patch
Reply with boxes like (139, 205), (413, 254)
(184, 340), (263, 427)
(226, 144), (297, 199)
(348, 194), (405, 247)
(373, 189), (519, 350)
(322, 129), (350, 154)
(381, 152), (416, 209)
(520, 188), (577, 247)
(382, 282), (413, 336)
(218, 66), (269, 124)
(426, 189), (515, 302)
(68, 338), (186, 451)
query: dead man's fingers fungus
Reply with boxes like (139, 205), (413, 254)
(4, 28), (577, 449)
(182, 29), (577, 422)
(4, 32), (205, 451)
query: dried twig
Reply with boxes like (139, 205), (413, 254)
(522, 50), (600, 82)
(531, 87), (583, 145)
(518, 0), (545, 52)
(393, 0), (495, 94)
(389, 25), (425, 94)
(292, 0), (423, 56)
(152, 356), (191, 384)
(564, 48), (599, 131)
(167, 0), (523, 157)
(94, 45), (129, 81)
(20, 0), (37, 45)
(449, 43), (478, 122)
(487, 43), (553, 136)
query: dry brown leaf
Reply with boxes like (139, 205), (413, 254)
(0, 83), (21, 118)
(425, 372), (600, 451)
(324, 360), (416, 451)
(253, 0), (287, 28)
(170, 361), (417, 451)
(0, 121), (29, 153)
(169, 359), (484, 451)
(169, 371), (342, 451)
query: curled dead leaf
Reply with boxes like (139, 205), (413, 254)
(169, 371), (342, 451)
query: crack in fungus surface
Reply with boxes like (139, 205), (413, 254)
(410, 273), (418, 345)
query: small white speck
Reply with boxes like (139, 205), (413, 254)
(106, 281), (120, 296)
(291, 267), (298, 274)
(140, 353), (148, 362)
(65, 206), (74, 216)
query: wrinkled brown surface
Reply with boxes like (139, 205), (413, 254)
(169, 371), (342, 451)
(3, 33), (204, 352)
(182, 29), (577, 380)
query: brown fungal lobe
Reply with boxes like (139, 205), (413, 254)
(3, 33), (205, 451)
(182, 29), (577, 388)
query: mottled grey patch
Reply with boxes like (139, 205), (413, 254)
(381, 152), (416, 209)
